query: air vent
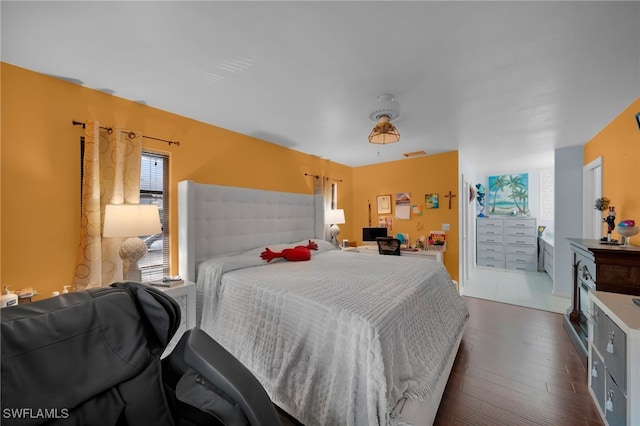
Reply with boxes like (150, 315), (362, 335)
(402, 150), (427, 158)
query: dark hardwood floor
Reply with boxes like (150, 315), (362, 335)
(435, 297), (603, 426)
(278, 296), (604, 425)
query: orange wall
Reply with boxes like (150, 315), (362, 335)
(5, 61), (636, 298)
(584, 97), (640, 243)
(352, 152), (460, 281)
(1, 63), (353, 299)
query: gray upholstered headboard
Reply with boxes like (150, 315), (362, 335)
(178, 180), (324, 282)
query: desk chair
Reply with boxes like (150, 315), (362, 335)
(376, 237), (401, 256)
(1, 282), (282, 426)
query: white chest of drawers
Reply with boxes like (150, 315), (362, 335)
(477, 217), (505, 268)
(504, 218), (537, 271)
(588, 291), (640, 426)
(476, 217), (537, 271)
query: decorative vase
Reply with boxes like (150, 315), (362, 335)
(618, 226), (639, 246)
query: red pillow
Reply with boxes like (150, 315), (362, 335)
(260, 240), (318, 263)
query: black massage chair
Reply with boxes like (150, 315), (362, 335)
(1, 282), (283, 426)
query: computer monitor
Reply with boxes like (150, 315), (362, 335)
(362, 227), (388, 244)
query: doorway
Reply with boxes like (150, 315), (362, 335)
(583, 157), (603, 239)
(459, 175), (475, 292)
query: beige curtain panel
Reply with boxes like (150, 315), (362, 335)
(73, 120), (143, 290)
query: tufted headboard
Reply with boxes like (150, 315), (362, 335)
(178, 180), (324, 282)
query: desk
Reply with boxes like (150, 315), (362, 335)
(346, 245), (445, 263)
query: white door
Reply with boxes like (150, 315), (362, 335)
(583, 157), (603, 239)
(460, 175), (474, 291)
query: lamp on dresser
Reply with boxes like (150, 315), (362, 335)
(103, 204), (162, 282)
(325, 209), (346, 249)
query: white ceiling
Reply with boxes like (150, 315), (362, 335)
(2, 1), (639, 175)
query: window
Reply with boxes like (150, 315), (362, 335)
(539, 168), (554, 221)
(139, 152), (170, 282)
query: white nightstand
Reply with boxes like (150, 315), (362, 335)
(150, 281), (196, 357)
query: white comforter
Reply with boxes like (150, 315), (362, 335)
(196, 240), (468, 426)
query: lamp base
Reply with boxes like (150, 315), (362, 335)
(119, 237), (148, 282)
(329, 224), (341, 249)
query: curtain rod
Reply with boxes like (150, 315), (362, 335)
(304, 173), (343, 183)
(72, 120), (180, 146)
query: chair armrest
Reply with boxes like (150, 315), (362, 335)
(167, 328), (282, 426)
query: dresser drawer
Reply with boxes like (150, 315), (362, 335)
(506, 252), (537, 263)
(478, 233), (504, 244)
(477, 243), (505, 254)
(504, 218), (536, 228)
(575, 251), (596, 283)
(478, 251), (505, 262)
(505, 235), (537, 246)
(504, 226), (537, 237)
(603, 315), (627, 393)
(506, 260), (537, 271)
(477, 218), (504, 228)
(477, 258), (505, 268)
(592, 304), (607, 354)
(606, 369), (628, 426)
(506, 245), (536, 256)
(590, 349), (606, 413)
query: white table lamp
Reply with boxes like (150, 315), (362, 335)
(325, 209), (346, 249)
(103, 204), (162, 282)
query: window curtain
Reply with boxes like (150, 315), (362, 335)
(73, 120), (143, 290)
(321, 177), (334, 241)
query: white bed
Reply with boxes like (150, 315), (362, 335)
(178, 180), (468, 426)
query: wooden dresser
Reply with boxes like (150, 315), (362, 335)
(564, 238), (640, 364)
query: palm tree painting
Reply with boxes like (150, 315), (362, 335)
(488, 173), (529, 215)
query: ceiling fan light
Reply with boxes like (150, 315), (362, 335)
(368, 115), (400, 144)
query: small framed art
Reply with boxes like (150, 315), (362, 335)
(425, 193), (439, 209)
(377, 194), (392, 214)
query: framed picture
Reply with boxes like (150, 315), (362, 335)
(425, 193), (439, 209)
(377, 194), (391, 214)
(378, 216), (393, 229)
(487, 173), (529, 215)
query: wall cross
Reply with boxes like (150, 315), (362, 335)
(444, 191), (457, 209)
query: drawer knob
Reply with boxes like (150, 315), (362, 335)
(607, 331), (615, 354)
(591, 362), (598, 378)
(606, 390), (614, 412)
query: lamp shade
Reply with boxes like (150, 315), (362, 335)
(325, 209), (346, 225)
(368, 115), (400, 144)
(103, 204), (162, 237)
(368, 94), (401, 145)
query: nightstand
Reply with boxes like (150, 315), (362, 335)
(150, 281), (196, 357)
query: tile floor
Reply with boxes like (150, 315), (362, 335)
(460, 266), (570, 314)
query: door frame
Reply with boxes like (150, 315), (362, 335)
(582, 156), (603, 239)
